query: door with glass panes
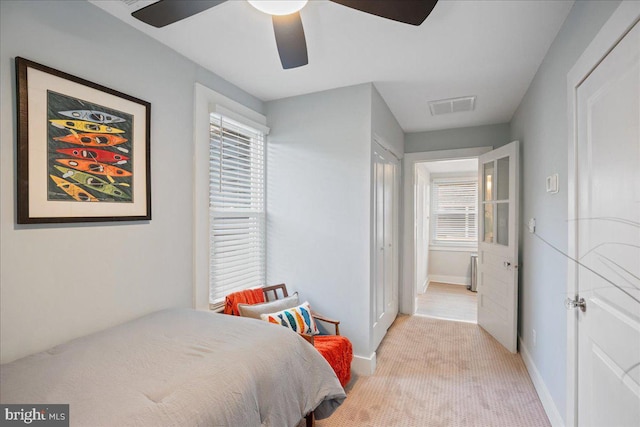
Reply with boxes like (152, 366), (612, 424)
(477, 141), (519, 353)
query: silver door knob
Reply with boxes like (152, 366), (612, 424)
(565, 297), (586, 312)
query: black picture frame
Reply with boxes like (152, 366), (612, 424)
(16, 57), (151, 224)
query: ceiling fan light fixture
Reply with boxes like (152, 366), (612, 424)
(248, 0), (308, 16)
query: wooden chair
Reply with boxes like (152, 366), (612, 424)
(226, 284), (353, 427)
(261, 284), (353, 382)
(226, 283), (353, 385)
(262, 284), (342, 337)
(262, 284), (352, 427)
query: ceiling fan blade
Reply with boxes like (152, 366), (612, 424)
(132, 0), (228, 28)
(330, 0), (438, 26)
(272, 12), (308, 69)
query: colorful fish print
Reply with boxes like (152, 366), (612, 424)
(285, 311), (297, 332)
(295, 311), (306, 333)
(300, 306), (312, 331)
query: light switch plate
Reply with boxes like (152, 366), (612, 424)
(528, 218), (536, 234)
(546, 174), (559, 194)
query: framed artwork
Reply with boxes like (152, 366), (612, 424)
(15, 57), (151, 224)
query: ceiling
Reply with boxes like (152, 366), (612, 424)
(90, 0), (574, 133)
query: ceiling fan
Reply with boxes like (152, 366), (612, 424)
(131, 0), (438, 69)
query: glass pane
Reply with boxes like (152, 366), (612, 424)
(497, 156), (510, 201)
(483, 203), (493, 243)
(497, 202), (509, 246)
(483, 161), (494, 201)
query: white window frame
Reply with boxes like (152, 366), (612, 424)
(430, 176), (478, 248)
(194, 84), (269, 310)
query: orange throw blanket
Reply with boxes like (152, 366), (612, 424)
(224, 288), (352, 387)
(314, 335), (353, 387)
(224, 288), (265, 316)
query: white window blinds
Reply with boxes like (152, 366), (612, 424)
(431, 178), (478, 246)
(209, 113), (265, 305)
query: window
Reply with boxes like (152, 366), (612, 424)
(209, 113), (265, 307)
(431, 178), (478, 246)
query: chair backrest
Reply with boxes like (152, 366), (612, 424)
(262, 283), (288, 301)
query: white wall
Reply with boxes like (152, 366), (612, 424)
(0, 1), (264, 363)
(510, 0), (620, 422)
(427, 250), (475, 286)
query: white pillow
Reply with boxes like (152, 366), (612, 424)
(237, 294), (299, 319)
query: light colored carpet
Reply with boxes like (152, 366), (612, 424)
(416, 282), (477, 323)
(315, 315), (550, 427)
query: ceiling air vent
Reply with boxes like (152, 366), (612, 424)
(428, 96), (476, 116)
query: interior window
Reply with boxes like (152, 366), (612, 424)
(431, 178), (478, 247)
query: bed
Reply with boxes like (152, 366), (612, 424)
(0, 308), (346, 426)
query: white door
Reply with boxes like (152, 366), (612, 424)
(574, 19), (639, 426)
(372, 143), (399, 350)
(477, 141), (519, 353)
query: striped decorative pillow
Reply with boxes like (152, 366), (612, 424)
(260, 301), (319, 335)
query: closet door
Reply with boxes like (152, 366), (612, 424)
(372, 143), (399, 351)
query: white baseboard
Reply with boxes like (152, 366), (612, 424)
(428, 275), (468, 286)
(519, 337), (565, 427)
(351, 352), (377, 376)
(418, 278), (428, 294)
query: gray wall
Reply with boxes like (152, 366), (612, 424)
(371, 85), (404, 155)
(510, 0), (620, 421)
(405, 123), (511, 153)
(266, 84), (372, 357)
(0, 0), (264, 363)
(266, 83), (404, 359)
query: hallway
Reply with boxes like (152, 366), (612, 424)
(416, 282), (477, 323)
(315, 314), (549, 426)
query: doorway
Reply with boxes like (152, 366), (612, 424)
(413, 158), (479, 323)
(401, 146), (492, 316)
(403, 144), (520, 353)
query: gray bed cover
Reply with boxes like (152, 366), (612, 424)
(0, 308), (346, 426)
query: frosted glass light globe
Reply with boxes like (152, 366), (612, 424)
(248, 0), (308, 16)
